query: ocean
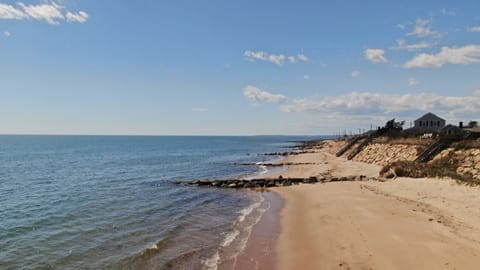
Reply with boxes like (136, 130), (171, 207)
(0, 135), (326, 269)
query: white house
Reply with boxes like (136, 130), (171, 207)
(413, 112), (446, 131)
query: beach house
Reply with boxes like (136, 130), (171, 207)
(413, 112), (446, 131)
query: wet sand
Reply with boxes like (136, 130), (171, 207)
(268, 140), (480, 269)
(232, 191), (283, 270)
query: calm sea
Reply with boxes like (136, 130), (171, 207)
(0, 135), (327, 270)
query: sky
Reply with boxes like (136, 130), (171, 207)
(1, 0), (480, 135)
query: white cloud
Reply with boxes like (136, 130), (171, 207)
(18, 2), (64, 25)
(243, 85), (287, 103)
(351, 70), (360, 77)
(244, 50), (308, 66)
(404, 45), (480, 68)
(191, 108), (208, 112)
(364, 49), (388, 63)
(0, 1), (88, 25)
(297, 54), (308, 61)
(287, 54), (308, 63)
(244, 50), (285, 66)
(469, 26), (480, 32)
(397, 24), (406, 30)
(392, 39), (431, 51)
(278, 91), (480, 119)
(0, 3), (26, 19)
(408, 78), (419, 87)
(303, 74), (310, 80)
(4, 31), (10, 36)
(287, 56), (297, 63)
(407, 18), (441, 38)
(66, 11), (88, 23)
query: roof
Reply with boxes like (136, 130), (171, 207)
(415, 112), (445, 122)
(464, 127), (480, 133)
(441, 124), (463, 131)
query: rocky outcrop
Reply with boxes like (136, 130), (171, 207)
(176, 175), (378, 189)
(353, 144), (419, 166)
(433, 148), (480, 180)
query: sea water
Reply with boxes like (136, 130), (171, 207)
(0, 135), (326, 269)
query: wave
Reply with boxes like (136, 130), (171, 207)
(201, 192), (270, 270)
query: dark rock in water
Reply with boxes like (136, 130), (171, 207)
(198, 180), (211, 186)
(266, 180), (275, 187)
(243, 182), (253, 188)
(176, 172), (374, 190)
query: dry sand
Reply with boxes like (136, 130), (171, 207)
(270, 141), (480, 270)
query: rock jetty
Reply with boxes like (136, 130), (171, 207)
(176, 175), (377, 189)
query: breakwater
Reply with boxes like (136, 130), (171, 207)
(176, 174), (380, 189)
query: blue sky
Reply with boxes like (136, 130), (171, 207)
(1, 0), (480, 135)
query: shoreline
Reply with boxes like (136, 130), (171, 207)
(267, 139), (480, 269)
(230, 191), (283, 270)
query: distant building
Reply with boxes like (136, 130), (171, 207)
(413, 112), (446, 131)
(440, 124), (464, 136)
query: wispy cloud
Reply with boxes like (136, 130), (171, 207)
(288, 54), (309, 63)
(408, 78), (419, 87)
(440, 8), (456, 17)
(303, 74), (310, 80)
(469, 26), (480, 32)
(0, 1), (88, 25)
(242, 85), (480, 120)
(364, 49), (388, 63)
(66, 11), (88, 23)
(244, 50), (285, 66)
(244, 50), (308, 66)
(3, 31), (10, 36)
(297, 54), (308, 61)
(404, 45), (480, 68)
(407, 18), (441, 38)
(351, 70), (360, 77)
(18, 2), (64, 24)
(392, 39), (431, 51)
(0, 3), (26, 19)
(243, 85), (287, 103)
(278, 91), (480, 119)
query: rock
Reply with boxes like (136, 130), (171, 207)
(228, 183), (237, 188)
(283, 181), (292, 186)
(266, 180), (275, 187)
(243, 182), (253, 188)
(198, 179), (211, 186)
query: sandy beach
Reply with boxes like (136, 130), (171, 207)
(263, 140), (480, 269)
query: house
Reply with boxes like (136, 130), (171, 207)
(413, 112), (446, 131)
(440, 124), (465, 136)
